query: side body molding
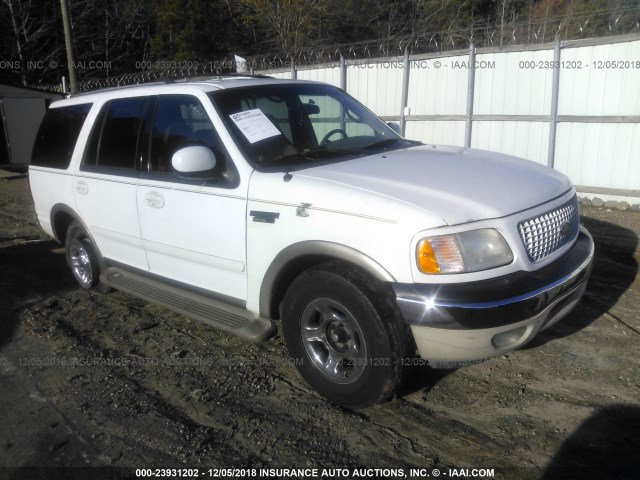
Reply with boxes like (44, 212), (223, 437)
(259, 240), (396, 318)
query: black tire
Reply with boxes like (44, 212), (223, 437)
(281, 262), (408, 409)
(64, 222), (106, 291)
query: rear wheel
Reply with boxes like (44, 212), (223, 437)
(281, 262), (407, 408)
(65, 222), (105, 291)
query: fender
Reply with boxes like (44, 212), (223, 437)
(259, 240), (396, 318)
(50, 203), (88, 243)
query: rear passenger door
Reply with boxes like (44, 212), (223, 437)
(136, 94), (248, 302)
(74, 96), (151, 271)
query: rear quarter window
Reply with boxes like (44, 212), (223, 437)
(82, 97), (149, 172)
(31, 103), (92, 169)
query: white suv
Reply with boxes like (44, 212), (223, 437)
(29, 77), (594, 408)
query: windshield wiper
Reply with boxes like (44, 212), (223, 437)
(363, 138), (422, 150)
(264, 148), (361, 166)
(362, 138), (401, 150)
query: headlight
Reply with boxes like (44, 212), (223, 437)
(417, 229), (513, 274)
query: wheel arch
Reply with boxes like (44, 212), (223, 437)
(259, 241), (396, 320)
(50, 204), (86, 244)
(50, 205), (105, 266)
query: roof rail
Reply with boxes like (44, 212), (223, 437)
(72, 72), (274, 96)
(72, 78), (175, 96)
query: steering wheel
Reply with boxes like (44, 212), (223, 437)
(320, 129), (348, 146)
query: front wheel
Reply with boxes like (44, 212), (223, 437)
(281, 263), (408, 408)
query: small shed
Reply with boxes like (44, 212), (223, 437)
(0, 84), (63, 167)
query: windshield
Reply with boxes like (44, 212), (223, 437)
(209, 83), (416, 169)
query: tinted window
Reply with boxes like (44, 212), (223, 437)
(31, 103), (92, 169)
(0, 114), (8, 164)
(149, 95), (219, 172)
(84, 97), (147, 170)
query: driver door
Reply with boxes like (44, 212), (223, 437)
(136, 94), (248, 301)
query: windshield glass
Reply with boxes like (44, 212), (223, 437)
(209, 83), (415, 169)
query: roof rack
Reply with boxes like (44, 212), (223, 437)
(71, 79), (173, 97)
(72, 72), (274, 96)
(184, 73), (273, 80)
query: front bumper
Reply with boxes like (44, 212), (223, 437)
(394, 226), (594, 366)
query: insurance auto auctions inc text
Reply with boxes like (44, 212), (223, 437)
(188, 467), (496, 478)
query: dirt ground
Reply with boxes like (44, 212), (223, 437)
(0, 172), (638, 480)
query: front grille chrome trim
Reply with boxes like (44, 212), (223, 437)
(518, 196), (580, 263)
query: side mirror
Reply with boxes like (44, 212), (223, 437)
(386, 122), (402, 136)
(171, 146), (218, 180)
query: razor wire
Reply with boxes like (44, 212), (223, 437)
(248, 6), (640, 69)
(75, 6), (640, 92)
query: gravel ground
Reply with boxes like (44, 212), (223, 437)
(0, 173), (638, 480)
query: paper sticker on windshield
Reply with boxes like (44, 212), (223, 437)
(229, 109), (281, 144)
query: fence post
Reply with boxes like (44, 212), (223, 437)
(340, 55), (347, 91)
(547, 40), (562, 169)
(400, 48), (410, 137)
(291, 62), (297, 80)
(465, 42), (476, 148)
(60, 0), (78, 94)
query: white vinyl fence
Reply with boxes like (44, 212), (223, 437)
(260, 34), (640, 205)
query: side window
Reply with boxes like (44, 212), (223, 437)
(149, 95), (219, 173)
(31, 103), (92, 169)
(0, 114), (9, 164)
(83, 97), (147, 171)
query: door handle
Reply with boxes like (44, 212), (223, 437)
(145, 192), (165, 208)
(75, 181), (89, 195)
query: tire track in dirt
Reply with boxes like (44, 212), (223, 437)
(1, 177), (639, 479)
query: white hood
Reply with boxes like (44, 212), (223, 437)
(295, 145), (572, 226)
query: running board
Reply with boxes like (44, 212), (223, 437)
(100, 267), (276, 343)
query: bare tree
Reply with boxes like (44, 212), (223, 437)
(238, 0), (321, 51)
(411, 0), (474, 51)
(1, 0), (57, 85)
(495, 0), (516, 46)
(70, 0), (152, 79)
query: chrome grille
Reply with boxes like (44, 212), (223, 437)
(518, 196), (579, 262)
